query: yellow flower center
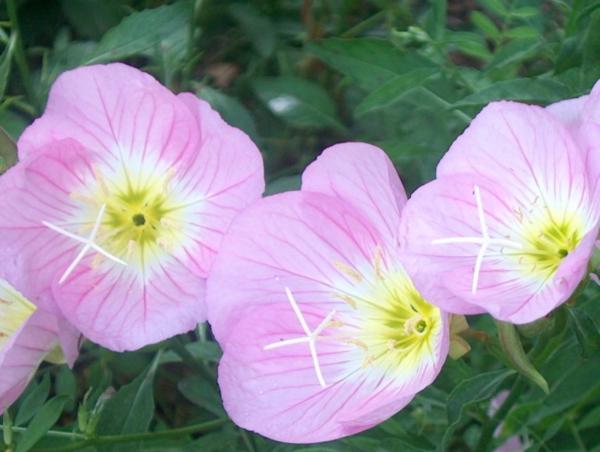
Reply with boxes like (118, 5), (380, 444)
(516, 211), (584, 279)
(0, 280), (37, 353)
(335, 250), (442, 374)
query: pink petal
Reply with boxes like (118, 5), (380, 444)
(18, 63), (199, 166)
(0, 140), (93, 301)
(0, 309), (74, 415)
(176, 93), (265, 276)
(437, 102), (589, 211)
(218, 304), (418, 443)
(0, 140), (202, 351)
(400, 174), (598, 323)
(546, 95), (589, 128)
(53, 255), (205, 351)
(208, 191), (448, 442)
(302, 142), (408, 242)
(2, 66), (265, 351)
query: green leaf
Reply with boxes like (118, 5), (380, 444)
(252, 76), (344, 130)
(86, 0), (191, 64)
(568, 307), (600, 357)
(445, 31), (492, 60)
(60, 0), (127, 40)
(15, 396), (68, 452)
(307, 38), (435, 90)
(184, 341), (223, 363)
(471, 11), (500, 40)
(355, 68), (438, 115)
(0, 33), (17, 100)
(95, 351), (161, 448)
(15, 375), (50, 426)
(486, 38), (539, 70)
(177, 376), (225, 417)
(503, 26), (538, 40)
(229, 4), (276, 58)
(453, 78), (571, 107)
(479, 0), (509, 17)
(0, 125), (17, 174)
(197, 86), (259, 141)
(442, 369), (515, 447)
(496, 321), (549, 394)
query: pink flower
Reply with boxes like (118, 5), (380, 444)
(207, 143), (449, 443)
(0, 63), (264, 351)
(546, 80), (600, 203)
(0, 277), (79, 415)
(399, 101), (600, 323)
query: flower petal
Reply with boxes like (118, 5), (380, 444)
(218, 304), (417, 443)
(546, 95), (589, 128)
(0, 310), (67, 415)
(18, 63), (199, 167)
(437, 101), (589, 211)
(208, 191), (447, 442)
(175, 93), (265, 276)
(0, 140), (205, 351)
(400, 174), (598, 323)
(302, 142), (407, 242)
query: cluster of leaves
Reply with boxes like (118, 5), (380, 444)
(1, 0), (600, 451)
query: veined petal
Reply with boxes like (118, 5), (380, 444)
(2, 65), (264, 351)
(0, 279), (36, 360)
(438, 102), (589, 214)
(18, 63), (199, 167)
(208, 191), (448, 442)
(0, 308), (78, 415)
(302, 142), (408, 242)
(546, 95), (589, 128)
(176, 93), (265, 276)
(0, 140), (203, 351)
(400, 174), (598, 323)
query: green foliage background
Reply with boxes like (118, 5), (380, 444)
(1, 0), (600, 450)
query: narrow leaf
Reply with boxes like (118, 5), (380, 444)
(15, 396), (68, 452)
(496, 321), (549, 394)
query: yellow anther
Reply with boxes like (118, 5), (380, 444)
(162, 168), (175, 193)
(328, 319), (344, 328)
(93, 165), (110, 197)
(333, 261), (363, 283)
(345, 338), (369, 350)
(361, 354), (376, 368)
(70, 192), (97, 205)
(338, 293), (358, 309)
(91, 252), (104, 269)
(373, 245), (384, 280)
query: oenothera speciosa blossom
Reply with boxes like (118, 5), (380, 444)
(0, 278), (79, 414)
(400, 101), (600, 324)
(207, 143), (449, 443)
(0, 63), (264, 351)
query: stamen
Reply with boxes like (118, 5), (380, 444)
(334, 261), (363, 283)
(43, 204), (127, 284)
(344, 338), (368, 350)
(93, 165), (110, 197)
(373, 245), (384, 280)
(263, 287), (335, 388)
(338, 293), (358, 309)
(431, 185), (523, 294)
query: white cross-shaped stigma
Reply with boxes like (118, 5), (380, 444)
(43, 204), (127, 284)
(432, 185), (522, 294)
(264, 287), (335, 388)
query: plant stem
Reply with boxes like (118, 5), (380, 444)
(5, 0), (38, 112)
(30, 418), (228, 452)
(0, 426), (85, 441)
(474, 377), (525, 452)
